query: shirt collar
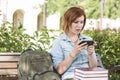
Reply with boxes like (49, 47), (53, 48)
(61, 33), (84, 42)
(61, 33), (71, 42)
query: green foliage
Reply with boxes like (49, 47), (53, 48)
(83, 0), (101, 19)
(47, 0), (85, 17)
(0, 22), (57, 52)
(110, 73), (120, 80)
(105, 0), (120, 19)
(46, 0), (120, 19)
(30, 26), (57, 51)
(0, 22), (31, 52)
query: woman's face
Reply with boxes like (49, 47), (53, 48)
(69, 15), (84, 35)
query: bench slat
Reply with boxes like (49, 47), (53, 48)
(0, 62), (18, 69)
(0, 69), (18, 75)
(0, 53), (20, 76)
(0, 56), (19, 61)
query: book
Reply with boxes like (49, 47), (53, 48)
(74, 67), (108, 74)
(75, 72), (108, 78)
(74, 76), (108, 80)
(74, 67), (108, 80)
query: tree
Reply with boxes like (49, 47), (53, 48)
(46, 0), (120, 19)
(47, 0), (85, 17)
(83, 0), (101, 19)
(105, 0), (120, 19)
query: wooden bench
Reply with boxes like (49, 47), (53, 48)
(0, 53), (20, 80)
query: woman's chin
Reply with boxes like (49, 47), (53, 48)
(76, 31), (81, 34)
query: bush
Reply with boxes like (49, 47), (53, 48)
(29, 26), (57, 51)
(0, 22), (31, 52)
(0, 22), (56, 52)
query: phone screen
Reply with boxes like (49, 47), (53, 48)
(79, 41), (94, 45)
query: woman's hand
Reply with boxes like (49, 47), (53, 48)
(87, 45), (98, 67)
(71, 41), (87, 57)
(87, 45), (94, 55)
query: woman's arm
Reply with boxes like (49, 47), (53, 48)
(87, 45), (98, 67)
(57, 51), (76, 74)
(57, 43), (87, 74)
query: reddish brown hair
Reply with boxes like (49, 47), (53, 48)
(62, 6), (86, 33)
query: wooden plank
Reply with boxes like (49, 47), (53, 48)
(0, 77), (18, 80)
(0, 55), (20, 61)
(0, 62), (18, 69)
(0, 69), (18, 75)
(0, 53), (21, 56)
(0, 53), (20, 75)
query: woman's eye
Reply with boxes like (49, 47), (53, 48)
(80, 21), (83, 24)
(74, 21), (84, 24)
(74, 21), (79, 23)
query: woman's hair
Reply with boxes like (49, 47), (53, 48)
(62, 6), (86, 33)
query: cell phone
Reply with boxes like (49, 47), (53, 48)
(79, 40), (94, 45)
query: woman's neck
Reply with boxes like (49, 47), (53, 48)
(67, 32), (79, 43)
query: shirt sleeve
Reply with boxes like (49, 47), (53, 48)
(50, 39), (64, 69)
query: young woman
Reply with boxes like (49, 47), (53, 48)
(50, 6), (98, 80)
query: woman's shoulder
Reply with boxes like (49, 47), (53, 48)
(53, 33), (66, 44)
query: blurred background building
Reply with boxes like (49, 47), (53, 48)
(0, 0), (120, 35)
(0, 0), (60, 35)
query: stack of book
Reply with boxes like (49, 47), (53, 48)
(74, 67), (108, 80)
